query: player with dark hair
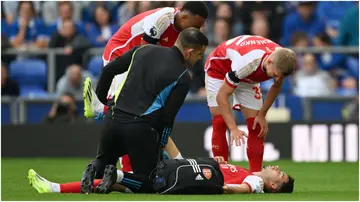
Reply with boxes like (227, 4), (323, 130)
(83, 1), (209, 173)
(80, 27), (208, 194)
(28, 157), (295, 194)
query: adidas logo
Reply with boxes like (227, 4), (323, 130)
(195, 174), (203, 181)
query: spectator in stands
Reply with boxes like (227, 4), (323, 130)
(42, 2), (84, 26)
(216, 2), (232, 21)
(250, 18), (269, 38)
(117, 1), (136, 26)
(2, 1), (41, 25)
(88, 6), (119, 47)
(316, 1), (354, 41)
(45, 92), (83, 124)
(281, 2), (325, 46)
(337, 77), (358, 96)
(82, 2), (119, 25)
(312, 32), (348, 78)
(337, 4), (359, 47)
(136, 1), (152, 14)
(290, 32), (310, 71)
(56, 64), (93, 99)
(209, 2), (233, 39)
(235, 1), (285, 42)
(210, 18), (231, 46)
(336, 4), (359, 80)
(291, 32), (309, 48)
(8, 1), (48, 49)
(47, 1), (86, 37)
(1, 62), (20, 97)
(49, 19), (91, 81)
(293, 53), (335, 97)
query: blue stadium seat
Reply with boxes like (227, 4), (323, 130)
(87, 56), (103, 77)
(9, 59), (47, 97)
(20, 86), (48, 98)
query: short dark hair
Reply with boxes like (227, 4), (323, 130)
(279, 175), (295, 193)
(176, 27), (209, 49)
(290, 32), (308, 46)
(181, 1), (209, 19)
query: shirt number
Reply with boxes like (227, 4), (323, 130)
(252, 86), (262, 100)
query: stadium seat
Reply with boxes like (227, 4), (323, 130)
(9, 59), (47, 97)
(20, 86), (49, 98)
(87, 56), (103, 77)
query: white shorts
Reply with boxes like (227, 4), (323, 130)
(205, 74), (263, 111)
(103, 59), (128, 98)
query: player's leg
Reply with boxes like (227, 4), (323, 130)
(234, 83), (264, 172)
(123, 122), (162, 176)
(205, 74), (230, 162)
(95, 165), (155, 194)
(28, 169), (129, 193)
(81, 117), (124, 193)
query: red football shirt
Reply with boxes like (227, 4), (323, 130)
(205, 35), (281, 87)
(103, 7), (180, 63)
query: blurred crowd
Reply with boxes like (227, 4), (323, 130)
(1, 1), (359, 101)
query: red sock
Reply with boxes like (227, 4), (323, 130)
(121, 155), (133, 172)
(211, 115), (229, 162)
(59, 179), (102, 193)
(246, 117), (264, 172)
(103, 105), (109, 114)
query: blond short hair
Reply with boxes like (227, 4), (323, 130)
(273, 48), (297, 76)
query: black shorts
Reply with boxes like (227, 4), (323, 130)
(152, 158), (224, 194)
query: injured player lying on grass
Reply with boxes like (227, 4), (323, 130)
(28, 157), (294, 194)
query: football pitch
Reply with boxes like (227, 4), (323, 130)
(1, 158), (359, 201)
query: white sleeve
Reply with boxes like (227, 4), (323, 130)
(224, 49), (264, 88)
(243, 175), (264, 194)
(142, 7), (174, 42)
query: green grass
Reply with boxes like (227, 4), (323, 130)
(1, 158), (359, 201)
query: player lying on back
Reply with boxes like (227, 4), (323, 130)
(205, 35), (297, 172)
(28, 157), (294, 194)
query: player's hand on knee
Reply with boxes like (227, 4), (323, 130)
(230, 128), (248, 146)
(253, 115), (268, 138)
(214, 156), (227, 164)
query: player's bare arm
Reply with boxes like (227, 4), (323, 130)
(256, 78), (284, 138)
(223, 184), (251, 194)
(163, 137), (183, 159)
(217, 82), (248, 146)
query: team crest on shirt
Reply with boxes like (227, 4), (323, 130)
(150, 26), (157, 37)
(202, 168), (212, 179)
(162, 37), (168, 42)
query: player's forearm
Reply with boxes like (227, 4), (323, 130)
(10, 28), (26, 48)
(223, 184), (250, 194)
(259, 83), (282, 117)
(217, 91), (237, 131)
(164, 137), (182, 159)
